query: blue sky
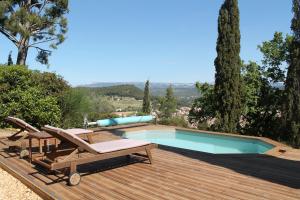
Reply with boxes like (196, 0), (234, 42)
(0, 0), (293, 86)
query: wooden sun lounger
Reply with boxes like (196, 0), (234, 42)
(4, 116), (94, 158)
(34, 125), (157, 186)
(4, 116), (41, 157)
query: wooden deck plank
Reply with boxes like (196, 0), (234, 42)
(0, 126), (300, 200)
(152, 152), (300, 199)
(126, 162), (261, 200)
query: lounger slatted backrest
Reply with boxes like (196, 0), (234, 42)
(5, 116), (39, 133)
(44, 125), (98, 154)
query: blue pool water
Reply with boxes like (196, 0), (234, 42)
(124, 130), (274, 154)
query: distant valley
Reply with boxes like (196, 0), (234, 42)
(79, 82), (199, 98)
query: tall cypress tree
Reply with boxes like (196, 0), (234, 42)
(7, 51), (13, 66)
(214, 0), (242, 133)
(284, 0), (300, 147)
(142, 80), (151, 114)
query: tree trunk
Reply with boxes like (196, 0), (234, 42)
(16, 38), (29, 65)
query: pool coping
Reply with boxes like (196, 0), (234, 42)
(122, 125), (290, 156)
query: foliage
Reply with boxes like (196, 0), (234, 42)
(258, 32), (293, 82)
(159, 116), (188, 128)
(88, 95), (115, 114)
(240, 61), (283, 139)
(0, 0), (68, 65)
(214, 0), (242, 133)
(2, 87), (61, 127)
(32, 71), (69, 97)
(0, 66), (117, 129)
(60, 87), (122, 127)
(0, 65), (62, 127)
(159, 85), (177, 119)
(241, 62), (263, 117)
(283, 0), (300, 147)
(189, 31), (292, 142)
(142, 80), (151, 114)
(60, 88), (92, 128)
(0, 65), (33, 91)
(291, 0), (300, 40)
(189, 82), (215, 128)
(239, 33), (293, 140)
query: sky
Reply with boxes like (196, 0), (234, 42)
(0, 0), (294, 86)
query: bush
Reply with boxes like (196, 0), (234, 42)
(0, 86), (61, 128)
(60, 88), (119, 128)
(0, 65), (122, 129)
(60, 88), (92, 128)
(159, 116), (188, 128)
(32, 71), (69, 97)
(0, 65), (33, 91)
(0, 65), (67, 128)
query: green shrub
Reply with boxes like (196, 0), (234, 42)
(90, 96), (115, 114)
(0, 65), (66, 128)
(0, 87), (61, 128)
(32, 71), (69, 97)
(60, 88), (119, 128)
(159, 116), (188, 128)
(60, 88), (92, 128)
(0, 65), (33, 91)
(0, 65), (123, 129)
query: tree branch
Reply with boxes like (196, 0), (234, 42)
(32, 31), (55, 36)
(28, 38), (57, 47)
(0, 27), (19, 46)
(29, 2), (42, 9)
(38, 0), (49, 16)
(32, 46), (52, 53)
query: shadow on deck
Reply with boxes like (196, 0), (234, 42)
(160, 145), (300, 189)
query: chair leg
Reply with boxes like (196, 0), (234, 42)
(145, 147), (153, 164)
(69, 162), (80, 186)
(70, 162), (77, 174)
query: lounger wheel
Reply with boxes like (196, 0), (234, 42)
(20, 149), (29, 158)
(68, 172), (81, 186)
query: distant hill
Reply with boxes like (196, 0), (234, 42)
(79, 82), (199, 98)
(77, 84), (144, 100)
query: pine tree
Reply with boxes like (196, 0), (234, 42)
(142, 80), (151, 114)
(214, 0), (242, 133)
(0, 0), (68, 65)
(7, 51), (13, 66)
(284, 0), (300, 147)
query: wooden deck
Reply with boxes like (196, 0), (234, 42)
(0, 126), (300, 200)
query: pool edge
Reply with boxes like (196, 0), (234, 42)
(122, 124), (289, 156)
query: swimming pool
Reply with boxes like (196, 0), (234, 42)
(124, 129), (274, 154)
